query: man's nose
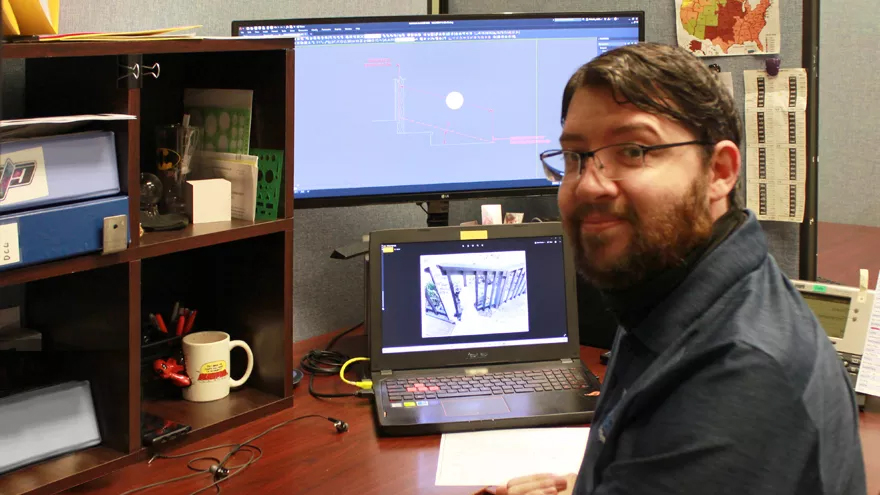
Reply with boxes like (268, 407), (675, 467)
(574, 158), (618, 200)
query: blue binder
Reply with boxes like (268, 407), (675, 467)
(0, 195), (129, 271)
(0, 131), (120, 214)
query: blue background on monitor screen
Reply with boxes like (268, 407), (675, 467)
(237, 15), (642, 203)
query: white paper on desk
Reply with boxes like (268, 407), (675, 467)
(743, 69), (808, 223)
(435, 427), (589, 487)
(855, 275), (880, 397)
(193, 151), (258, 221)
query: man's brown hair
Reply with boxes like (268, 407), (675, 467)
(561, 42), (742, 208)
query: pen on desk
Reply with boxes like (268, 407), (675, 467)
(154, 313), (169, 334)
(183, 310), (197, 335)
(175, 313), (186, 336)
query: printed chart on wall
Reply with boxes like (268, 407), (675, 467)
(743, 68), (807, 223)
(675, 0), (781, 57)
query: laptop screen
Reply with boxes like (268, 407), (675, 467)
(379, 234), (569, 355)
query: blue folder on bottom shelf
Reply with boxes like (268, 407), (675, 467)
(0, 195), (129, 272)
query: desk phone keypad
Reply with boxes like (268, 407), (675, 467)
(383, 368), (595, 403)
(838, 351), (861, 387)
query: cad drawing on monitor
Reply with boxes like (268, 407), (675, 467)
(233, 12), (645, 213)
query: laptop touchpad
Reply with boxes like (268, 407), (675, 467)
(441, 397), (510, 417)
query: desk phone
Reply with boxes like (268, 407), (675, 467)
(792, 278), (872, 408)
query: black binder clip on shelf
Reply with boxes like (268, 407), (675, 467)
(708, 63), (721, 73)
(765, 57), (781, 77)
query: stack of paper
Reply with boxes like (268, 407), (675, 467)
(192, 151), (258, 222)
(434, 427), (589, 487)
(33, 25), (201, 42)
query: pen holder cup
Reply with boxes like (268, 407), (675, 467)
(155, 124), (201, 215)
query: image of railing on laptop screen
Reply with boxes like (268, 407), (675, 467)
(421, 251), (530, 339)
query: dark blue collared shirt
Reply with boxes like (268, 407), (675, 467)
(573, 210), (866, 495)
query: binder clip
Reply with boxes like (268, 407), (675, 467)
(708, 63), (721, 73)
(765, 57), (781, 76)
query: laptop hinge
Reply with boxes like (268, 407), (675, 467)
(561, 358), (573, 364)
(380, 370), (393, 376)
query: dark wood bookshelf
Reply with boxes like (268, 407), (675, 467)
(1, 37), (296, 59)
(0, 446), (140, 495)
(137, 218), (292, 258)
(142, 387), (292, 444)
(0, 39), (295, 494)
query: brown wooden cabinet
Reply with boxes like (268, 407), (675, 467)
(0, 39), (295, 495)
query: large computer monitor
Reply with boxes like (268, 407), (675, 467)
(232, 12), (644, 209)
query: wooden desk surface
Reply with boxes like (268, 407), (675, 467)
(818, 221), (880, 288)
(71, 329), (880, 495)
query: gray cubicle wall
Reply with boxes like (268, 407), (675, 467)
(818, 1), (880, 227)
(448, 0), (804, 279)
(0, 0), (806, 341)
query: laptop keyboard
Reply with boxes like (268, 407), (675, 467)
(383, 368), (596, 402)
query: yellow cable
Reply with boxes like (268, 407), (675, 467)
(339, 357), (372, 390)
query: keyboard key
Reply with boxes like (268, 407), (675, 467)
(389, 394), (403, 401)
(436, 390), (492, 398)
(406, 387), (417, 392)
(492, 388), (504, 394)
(426, 392), (437, 399)
(414, 393), (426, 399)
(429, 386), (440, 391)
(514, 387), (535, 393)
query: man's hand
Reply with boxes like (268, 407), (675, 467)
(486, 473), (577, 495)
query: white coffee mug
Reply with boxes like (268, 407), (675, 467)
(181, 331), (253, 402)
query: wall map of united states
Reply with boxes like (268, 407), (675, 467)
(676, 0), (780, 57)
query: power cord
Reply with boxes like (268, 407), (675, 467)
(299, 322), (373, 399)
(120, 414), (349, 495)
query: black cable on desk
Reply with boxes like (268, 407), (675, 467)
(120, 414), (344, 495)
(300, 321), (369, 399)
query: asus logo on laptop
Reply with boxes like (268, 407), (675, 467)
(0, 158), (37, 202)
(466, 352), (489, 360)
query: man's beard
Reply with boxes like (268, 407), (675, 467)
(565, 176), (715, 290)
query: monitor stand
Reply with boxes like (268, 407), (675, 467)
(425, 200), (450, 227)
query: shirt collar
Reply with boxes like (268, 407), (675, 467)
(624, 209), (764, 354)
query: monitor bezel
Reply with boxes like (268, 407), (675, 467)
(231, 11), (646, 209)
(366, 221), (581, 372)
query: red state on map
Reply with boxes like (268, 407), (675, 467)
(703, 0), (740, 45)
(701, 0), (770, 53)
(734, 0), (770, 50)
(690, 40), (703, 52)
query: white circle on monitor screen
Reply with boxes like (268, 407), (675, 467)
(446, 91), (464, 110)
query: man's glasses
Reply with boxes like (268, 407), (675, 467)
(540, 141), (712, 182)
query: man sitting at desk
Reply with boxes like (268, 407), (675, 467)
(491, 42), (866, 495)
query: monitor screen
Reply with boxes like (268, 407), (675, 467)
(378, 235), (568, 355)
(233, 13), (644, 207)
(801, 292), (850, 339)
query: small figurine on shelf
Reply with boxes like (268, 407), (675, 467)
(153, 357), (191, 387)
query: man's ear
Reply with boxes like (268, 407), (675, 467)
(707, 140), (741, 203)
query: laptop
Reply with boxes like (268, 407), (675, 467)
(368, 221), (601, 436)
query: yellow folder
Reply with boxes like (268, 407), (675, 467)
(1, 0), (21, 36)
(7, 0), (58, 35)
